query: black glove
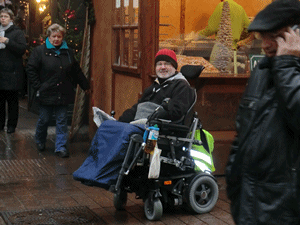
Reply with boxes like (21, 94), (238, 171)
(148, 106), (168, 121)
(161, 98), (170, 110)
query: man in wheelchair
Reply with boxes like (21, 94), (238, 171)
(74, 49), (196, 181)
(73, 49), (198, 188)
(119, 48), (195, 124)
(73, 49), (218, 220)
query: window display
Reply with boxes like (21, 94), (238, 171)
(159, 0), (268, 76)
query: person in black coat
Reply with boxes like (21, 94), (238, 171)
(0, 8), (26, 133)
(225, 0), (300, 223)
(26, 23), (89, 158)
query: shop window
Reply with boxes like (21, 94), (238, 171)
(158, 0), (270, 75)
(112, 0), (139, 74)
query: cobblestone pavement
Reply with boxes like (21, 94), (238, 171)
(0, 99), (235, 224)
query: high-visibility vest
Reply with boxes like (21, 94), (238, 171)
(190, 129), (215, 172)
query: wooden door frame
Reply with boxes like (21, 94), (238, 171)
(110, 0), (159, 111)
(139, 0), (159, 89)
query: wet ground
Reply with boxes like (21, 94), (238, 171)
(0, 98), (234, 224)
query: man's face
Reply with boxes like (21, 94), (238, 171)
(156, 61), (176, 79)
(256, 27), (288, 57)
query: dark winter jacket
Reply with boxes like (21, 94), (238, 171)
(119, 72), (195, 123)
(26, 42), (89, 105)
(0, 25), (26, 90)
(226, 55), (300, 224)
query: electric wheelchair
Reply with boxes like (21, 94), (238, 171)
(109, 65), (219, 221)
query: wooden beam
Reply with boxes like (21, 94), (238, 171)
(180, 0), (185, 40)
(140, 0), (159, 89)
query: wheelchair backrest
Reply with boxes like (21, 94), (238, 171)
(180, 65), (204, 127)
(183, 88), (197, 127)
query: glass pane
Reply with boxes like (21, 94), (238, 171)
(132, 29), (139, 67)
(122, 29), (130, 66)
(113, 0), (139, 70)
(114, 0), (122, 25)
(133, 0), (139, 25)
(123, 0), (139, 25)
(113, 29), (121, 65)
(124, 0), (129, 25)
(159, 0), (271, 74)
(116, 0), (121, 8)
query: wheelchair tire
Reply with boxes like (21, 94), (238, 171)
(113, 190), (127, 210)
(144, 198), (163, 221)
(186, 174), (219, 214)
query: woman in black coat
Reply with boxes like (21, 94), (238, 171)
(26, 23), (89, 158)
(0, 8), (26, 133)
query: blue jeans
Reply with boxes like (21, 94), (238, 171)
(35, 105), (68, 152)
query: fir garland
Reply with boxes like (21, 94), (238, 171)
(84, 0), (95, 24)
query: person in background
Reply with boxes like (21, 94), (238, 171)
(15, 5), (27, 98)
(26, 23), (89, 158)
(0, 0), (12, 11)
(0, 8), (26, 133)
(193, 0), (251, 50)
(226, 0), (300, 224)
(14, 4), (26, 31)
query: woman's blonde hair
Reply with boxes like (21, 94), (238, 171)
(46, 23), (66, 37)
(0, 8), (14, 20)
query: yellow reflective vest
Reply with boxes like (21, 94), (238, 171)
(190, 129), (215, 172)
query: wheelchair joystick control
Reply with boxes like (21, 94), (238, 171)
(110, 110), (116, 118)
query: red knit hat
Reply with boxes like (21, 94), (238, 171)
(155, 49), (178, 69)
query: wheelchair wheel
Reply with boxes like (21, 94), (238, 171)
(186, 175), (219, 214)
(113, 190), (127, 210)
(144, 198), (163, 221)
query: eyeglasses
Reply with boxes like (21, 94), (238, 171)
(156, 62), (172, 67)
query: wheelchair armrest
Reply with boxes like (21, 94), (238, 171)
(130, 134), (144, 143)
(149, 118), (190, 133)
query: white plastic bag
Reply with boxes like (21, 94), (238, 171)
(148, 145), (162, 179)
(92, 107), (116, 127)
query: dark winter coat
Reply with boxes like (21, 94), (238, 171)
(0, 25), (26, 90)
(118, 72), (195, 122)
(226, 55), (300, 224)
(26, 43), (89, 105)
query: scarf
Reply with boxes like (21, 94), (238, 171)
(0, 21), (13, 49)
(0, 21), (13, 32)
(45, 37), (68, 55)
